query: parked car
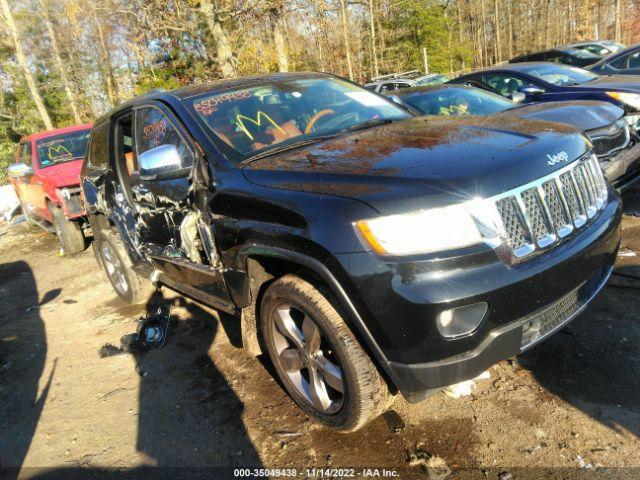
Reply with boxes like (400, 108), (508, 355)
(449, 62), (640, 132)
(569, 40), (626, 56)
(9, 124), (92, 255)
(387, 85), (640, 190)
(589, 43), (640, 76)
(81, 72), (620, 431)
(364, 72), (449, 93)
(509, 47), (603, 67)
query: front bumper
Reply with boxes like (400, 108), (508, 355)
(335, 197), (621, 401)
(59, 186), (86, 219)
(600, 141), (640, 191)
(391, 263), (612, 402)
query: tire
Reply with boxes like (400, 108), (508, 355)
(260, 274), (390, 432)
(96, 230), (155, 304)
(51, 205), (86, 255)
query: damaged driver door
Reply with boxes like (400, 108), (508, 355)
(129, 103), (234, 313)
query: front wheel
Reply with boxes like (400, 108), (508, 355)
(51, 205), (86, 255)
(260, 275), (390, 431)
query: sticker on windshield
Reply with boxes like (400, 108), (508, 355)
(194, 90), (252, 116)
(236, 112), (285, 141)
(344, 91), (389, 107)
(47, 144), (73, 161)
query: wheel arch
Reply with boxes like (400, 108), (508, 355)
(237, 245), (400, 392)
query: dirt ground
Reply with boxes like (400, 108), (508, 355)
(1, 190), (639, 480)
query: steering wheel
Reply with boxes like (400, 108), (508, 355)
(305, 109), (336, 134)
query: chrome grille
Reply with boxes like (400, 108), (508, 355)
(486, 153), (608, 264)
(496, 197), (530, 251)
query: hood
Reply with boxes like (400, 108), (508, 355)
(242, 116), (590, 215)
(500, 100), (624, 131)
(577, 75), (640, 91)
(38, 158), (83, 188)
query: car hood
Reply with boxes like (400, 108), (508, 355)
(242, 116), (590, 215)
(576, 74), (640, 91)
(38, 158), (83, 188)
(500, 101), (624, 131)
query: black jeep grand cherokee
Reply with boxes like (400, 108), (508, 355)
(81, 73), (621, 431)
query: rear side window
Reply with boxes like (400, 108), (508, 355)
(135, 107), (194, 169)
(87, 123), (109, 169)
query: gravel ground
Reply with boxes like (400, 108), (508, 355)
(1, 189), (639, 480)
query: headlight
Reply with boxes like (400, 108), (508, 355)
(606, 92), (640, 110)
(354, 199), (500, 256)
(625, 114), (640, 130)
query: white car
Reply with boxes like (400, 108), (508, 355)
(364, 73), (449, 93)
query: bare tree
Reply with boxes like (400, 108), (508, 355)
(369, 0), (379, 78)
(200, 0), (237, 78)
(339, 0), (354, 80)
(270, 2), (290, 72)
(0, 0), (53, 129)
(38, 0), (82, 123)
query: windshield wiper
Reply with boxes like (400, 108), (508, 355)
(240, 134), (338, 165)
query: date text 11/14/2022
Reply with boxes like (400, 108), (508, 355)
(233, 468), (400, 477)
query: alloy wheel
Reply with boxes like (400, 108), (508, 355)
(271, 304), (345, 414)
(101, 243), (129, 296)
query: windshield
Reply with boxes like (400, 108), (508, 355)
(517, 64), (599, 86)
(402, 87), (514, 116)
(569, 49), (601, 59)
(35, 129), (90, 168)
(187, 76), (410, 163)
(415, 74), (449, 86)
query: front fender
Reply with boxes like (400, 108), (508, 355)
(232, 244), (403, 392)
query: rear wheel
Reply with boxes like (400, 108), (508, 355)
(260, 275), (390, 431)
(97, 231), (155, 304)
(51, 205), (86, 255)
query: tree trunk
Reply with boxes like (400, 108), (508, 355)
(614, 0), (622, 42)
(1, 0), (53, 129)
(93, 8), (118, 107)
(38, 0), (81, 123)
(494, 0), (502, 63)
(480, 0), (489, 65)
(270, 6), (289, 72)
(200, 0), (236, 78)
(507, 0), (513, 58)
(339, 0), (354, 81)
(369, 0), (379, 78)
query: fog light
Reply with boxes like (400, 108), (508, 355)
(436, 302), (488, 338)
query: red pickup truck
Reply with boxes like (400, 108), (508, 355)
(8, 124), (92, 255)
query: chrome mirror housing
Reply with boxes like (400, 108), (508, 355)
(8, 163), (33, 178)
(138, 144), (186, 181)
(511, 92), (526, 103)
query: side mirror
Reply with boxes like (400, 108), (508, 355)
(138, 144), (188, 181)
(389, 94), (402, 105)
(519, 86), (545, 96)
(511, 92), (526, 103)
(8, 162), (33, 178)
